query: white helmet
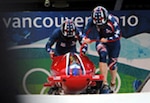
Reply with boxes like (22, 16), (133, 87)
(61, 19), (76, 38)
(92, 6), (108, 25)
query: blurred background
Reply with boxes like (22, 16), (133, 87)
(0, 0), (150, 12)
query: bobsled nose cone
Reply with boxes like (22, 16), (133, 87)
(62, 75), (90, 94)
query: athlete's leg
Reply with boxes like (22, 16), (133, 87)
(96, 42), (108, 85)
(108, 57), (118, 91)
(107, 40), (121, 91)
(99, 62), (108, 85)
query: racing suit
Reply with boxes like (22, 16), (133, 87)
(83, 14), (121, 70)
(45, 27), (87, 56)
(83, 14), (122, 91)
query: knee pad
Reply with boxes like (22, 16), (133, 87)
(108, 58), (117, 70)
(98, 51), (107, 62)
(96, 43), (107, 62)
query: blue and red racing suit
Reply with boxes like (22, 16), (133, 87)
(83, 14), (122, 70)
(45, 27), (87, 56)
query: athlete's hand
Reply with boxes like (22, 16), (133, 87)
(100, 38), (108, 43)
(83, 38), (91, 44)
(49, 51), (55, 59)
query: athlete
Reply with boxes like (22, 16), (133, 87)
(45, 19), (87, 58)
(83, 6), (122, 93)
(68, 53), (82, 76)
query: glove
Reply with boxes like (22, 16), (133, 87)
(81, 43), (88, 55)
(49, 50), (55, 59)
(83, 37), (92, 44)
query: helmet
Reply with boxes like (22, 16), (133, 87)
(92, 6), (108, 25)
(69, 64), (82, 76)
(68, 53), (82, 76)
(61, 19), (76, 38)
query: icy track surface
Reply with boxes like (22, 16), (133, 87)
(17, 93), (150, 103)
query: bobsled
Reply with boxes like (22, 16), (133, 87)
(44, 51), (104, 95)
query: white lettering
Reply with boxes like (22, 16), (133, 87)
(120, 15), (139, 27)
(22, 17), (32, 28)
(33, 17), (42, 28)
(2, 17), (11, 28)
(120, 16), (126, 26)
(127, 15), (138, 27)
(1, 14), (139, 29)
(12, 17), (21, 28)
(74, 17), (84, 27)
(43, 17), (53, 28)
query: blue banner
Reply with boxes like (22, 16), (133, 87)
(1, 10), (150, 46)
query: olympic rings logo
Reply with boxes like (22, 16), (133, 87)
(22, 68), (51, 94)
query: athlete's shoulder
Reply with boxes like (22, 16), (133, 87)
(51, 27), (62, 38)
(108, 14), (119, 23)
(85, 17), (95, 28)
(87, 17), (94, 24)
(53, 27), (61, 34)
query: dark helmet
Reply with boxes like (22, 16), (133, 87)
(61, 19), (76, 38)
(92, 6), (108, 25)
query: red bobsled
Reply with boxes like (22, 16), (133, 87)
(44, 52), (104, 94)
